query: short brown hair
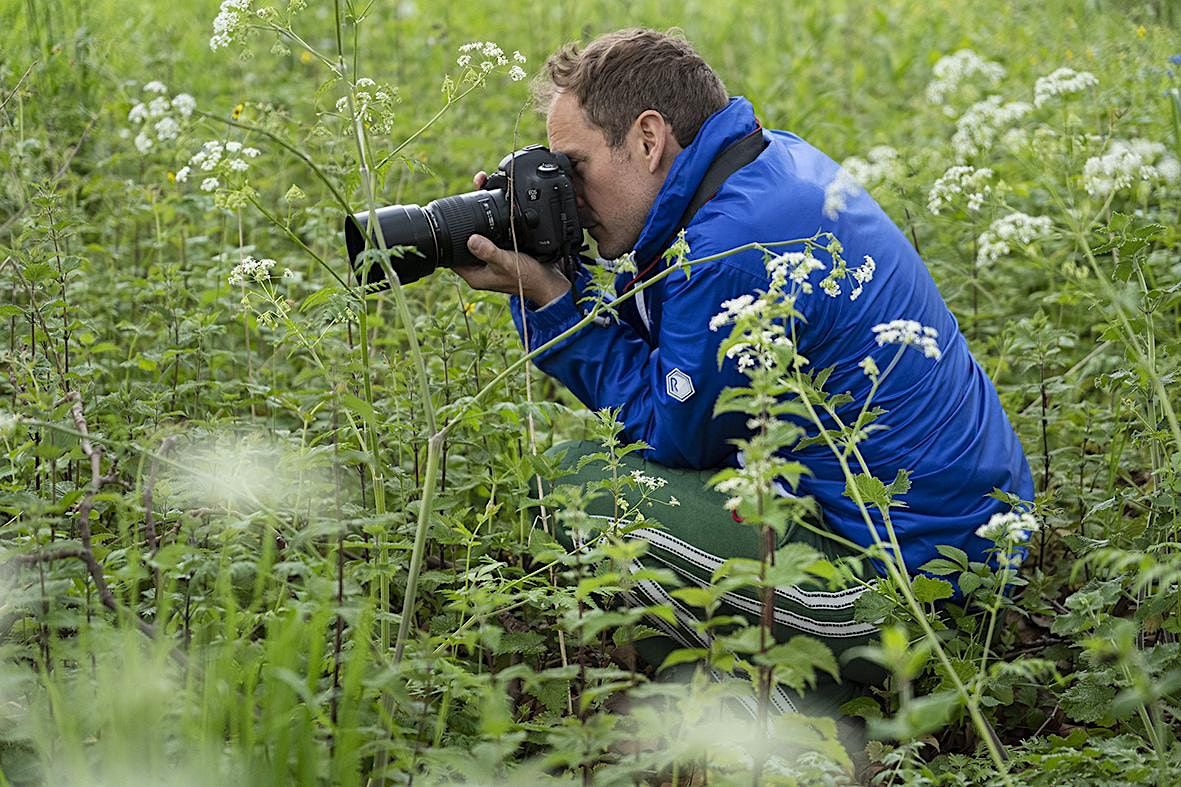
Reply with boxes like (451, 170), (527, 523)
(533, 28), (729, 149)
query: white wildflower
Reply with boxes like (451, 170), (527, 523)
(0, 411), (20, 438)
(926, 50), (1006, 109)
(630, 469), (668, 492)
(709, 294), (758, 332)
(849, 255), (876, 301)
(1082, 138), (1180, 198)
(668, 496), (680, 507)
(821, 278), (840, 298)
(871, 320), (942, 360)
(1033, 67), (1098, 107)
(355, 77), (376, 88)
(480, 61), (494, 72)
(134, 132), (153, 153)
(723, 496), (743, 512)
(508, 65), (527, 82)
(335, 96), (350, 113)
(976, 212), (1053, 267)
(228, 256), (277, 285)
(242, 147), (260, 158)
(171, 93), (196, 118)
(143, 80), (168, 95)
(175, 166), (191, 182)
(128, 102), (148, 124)
(823, 146), (901, 219)
(512, 50), (526, 63)
(147, 96), (171, 118)
(210, 0), (251, 51)
(952, 97), (1033, 161)
(228, 158), (249, 172)
(766, 251), (824, 293)
(225, 141), (242, 153)
(975, 511), (1040, 544)
(927, 165), (993, 215)
(154, 116), (180, 141)
(457, 54), (472, 68)
(858, 357), (879, 378)
(200, 177), (220, 192)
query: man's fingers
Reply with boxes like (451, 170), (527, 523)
(472, 170), (488, 189)
(467, 234), (504, 266)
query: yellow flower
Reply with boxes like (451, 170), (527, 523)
(167, 171), (176, 183)
(462, 302), (477, 316)
(1136, 25), (1146, 39)
(1065, 49), (1073, 61)
(299, 50), (314, 65)
(232, 102), (244, 120)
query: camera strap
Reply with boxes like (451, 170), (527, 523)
(674, 126), (768, 234)
(623, 127), (768, 294)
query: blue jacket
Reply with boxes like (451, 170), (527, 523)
(512, 97), (1034, 572)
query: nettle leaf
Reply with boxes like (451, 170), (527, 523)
(659, 647), (709, 672)
(854, 588), (895, 624)
(758, 635), (839, 692)
(844, 469), (910, 511)
(911, 576), (954, 603)
(1061, 671), (1119, 724)
(957, 571), (983, 597)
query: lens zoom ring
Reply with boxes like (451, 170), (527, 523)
(433, 195), (488, 266)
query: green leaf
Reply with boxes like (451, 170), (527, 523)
(935, 544), (969, 569)
(957, 571), (983, 597)
(869, 690), (960, 740)
(911, 576), (954, 603)
(659, 647), (708, 672)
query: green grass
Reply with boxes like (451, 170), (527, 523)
(2, 0), (1181, 784)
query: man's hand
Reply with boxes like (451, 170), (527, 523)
(452, 171), (573, 307)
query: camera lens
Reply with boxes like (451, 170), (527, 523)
(344, 204), (438, 286)
(345, 189), (510, 287)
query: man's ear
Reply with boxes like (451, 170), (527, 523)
(635, 110), (679, 174)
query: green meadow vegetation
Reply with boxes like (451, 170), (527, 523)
(2, 0), (1180, 783)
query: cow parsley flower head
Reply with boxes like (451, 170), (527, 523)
(927, 165), (993, 215)
(228, 256), (277, 285)
(210, 0), (252, 51)
(127, 83), (196, 155)
(1033, 67), (1099, 107)
(871, 320), (942, 360)
(171, 93), (196, 118)
(926, 50), (1006, 110)
(200, 177), (220, 192)
(0, 411), (20, 439)
(953, 97), (1033, 161)
(976, 212), (1053, 267)
(508, 65), (527, 82)
(858, 356), (879, 378)
(766, 251), (824, 294)
(823, 146), (902, 219)
(1082, 138), (1180, 198)
(975, 511), (1040, 544)
(630, 469), (668, 492)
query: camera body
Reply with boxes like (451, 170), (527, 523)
(344, 145), (583, 286)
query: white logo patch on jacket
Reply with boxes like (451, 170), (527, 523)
(665, 368), (695, 402)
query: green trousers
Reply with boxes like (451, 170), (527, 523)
(549, 441), (883, 722)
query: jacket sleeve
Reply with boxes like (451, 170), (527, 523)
(511, 258), (763, 468)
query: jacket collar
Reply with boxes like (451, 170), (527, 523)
(631, 96), (759, 264)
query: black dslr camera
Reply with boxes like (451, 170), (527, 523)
(344, 145), (583, 286)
